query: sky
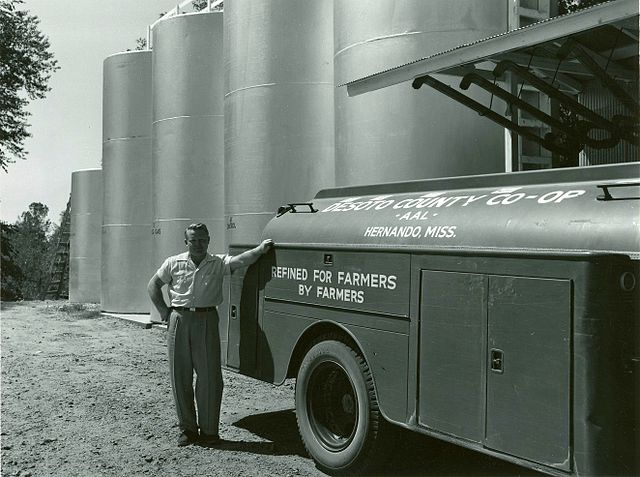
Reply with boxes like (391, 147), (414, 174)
(0, 0), (185, 224)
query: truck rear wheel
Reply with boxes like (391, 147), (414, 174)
(295, 337), (388, 475)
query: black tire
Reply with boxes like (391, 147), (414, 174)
(295, 336), (389, 475)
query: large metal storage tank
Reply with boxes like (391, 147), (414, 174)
(335, 0), (509, 185)
(224, 0), (335, 246)
(151, 11), (225, 319)
(69, 168), (103, 303)
(102, 51), (153, 314)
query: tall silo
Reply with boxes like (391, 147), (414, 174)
(102, 51), (153, 314)
(69, 168), (103, 303)
(151, 11), (225, 320)
(335, 0), (509, 185)
(224, 0), (335, 246)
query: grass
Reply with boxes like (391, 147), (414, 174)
(48, 301), (102, 319)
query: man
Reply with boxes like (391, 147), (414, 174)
(148, 223), (273, 447)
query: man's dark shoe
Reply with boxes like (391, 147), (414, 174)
(199, 432), (221, 447)
(177, 430), (199, 447)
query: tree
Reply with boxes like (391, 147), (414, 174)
(1, 221), (24, 300)
(11, 202), (52, 299)
(0, 0), (59, 172)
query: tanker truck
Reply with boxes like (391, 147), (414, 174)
(224, 162), (639, 477)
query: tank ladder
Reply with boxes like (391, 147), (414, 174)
(43, 198), (71, 300)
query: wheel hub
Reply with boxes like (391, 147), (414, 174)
(308, 361), (358, 451)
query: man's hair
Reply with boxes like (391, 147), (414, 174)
(184, 223), (209, 239)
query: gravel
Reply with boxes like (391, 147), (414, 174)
(0, 300), (542, 477)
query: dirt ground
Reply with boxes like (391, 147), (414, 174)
(1, 301), (543, 477)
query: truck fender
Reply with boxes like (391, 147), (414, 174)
(287, 320), (367, 381)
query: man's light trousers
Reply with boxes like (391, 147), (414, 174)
(167, 309), (223, 435)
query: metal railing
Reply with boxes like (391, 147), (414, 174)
(146, 0), (224, 48)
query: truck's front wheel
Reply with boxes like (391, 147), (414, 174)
(295, 337), (388, 475)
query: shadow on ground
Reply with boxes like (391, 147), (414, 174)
(0, 301), (20, 311)
(231, 409), (307, 457)
(233, 409), (544, 477)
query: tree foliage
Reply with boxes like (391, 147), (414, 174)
(2, 202), (69, 301)
(192, 0), (209, 11)
(134, 37), (147, 51)
(9, 202), (54, 299)
(0, 0), (59, 172)
(558, 0), (607, 14)
(1, 221), (24, 300)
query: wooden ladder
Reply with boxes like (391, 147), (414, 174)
(43, 198), (71, 300)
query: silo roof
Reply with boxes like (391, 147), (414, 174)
(343, 0), (639, 97)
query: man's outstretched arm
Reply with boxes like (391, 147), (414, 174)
(228, 239), (274, 272)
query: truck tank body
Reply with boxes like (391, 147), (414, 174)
(265, 163), (640, 255)
(69, 168), (103, 303)
(224, 0), (335, 246)
(334, 0), (509, 186)
(102, 51), (153, 313)
(151, 12), (225, 322)
(257, 162), (639, 476)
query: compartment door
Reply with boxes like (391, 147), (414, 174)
(419, 271), (487, 443)
(486, 276), (571, 470)
(225, 249), (260, 377)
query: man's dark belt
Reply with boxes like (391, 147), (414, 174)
(172, 306), (216, 313)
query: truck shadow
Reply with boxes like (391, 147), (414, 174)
(233, 409), (544, 476)
(379, 429), (545, 477)
(231, 409), (307, 457)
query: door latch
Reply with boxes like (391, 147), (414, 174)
(490, 349), (504, 373)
